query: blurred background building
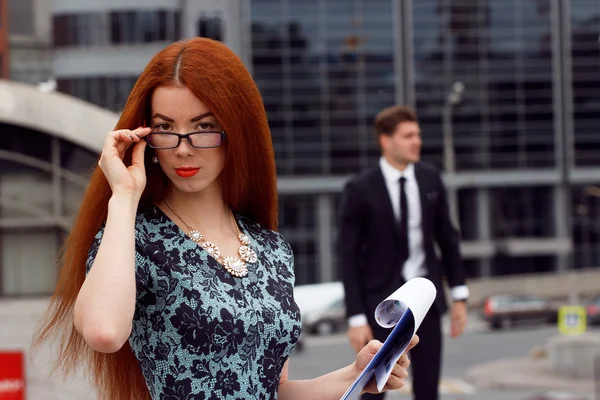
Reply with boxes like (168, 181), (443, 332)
(0, 0), (9, 79)
(52, 0), (251, 111)
(6, 0), (53, 84)
(2, 0), (600, 299)
(0, 80), (116, 297)
(3, 1), (600, 398)
(251, 0), (600, 285)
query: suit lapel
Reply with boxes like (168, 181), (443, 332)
(373, 167), (400, 240)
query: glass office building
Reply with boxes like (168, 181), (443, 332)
(39, 0), (600, 286)
(250, 0), (600, 284)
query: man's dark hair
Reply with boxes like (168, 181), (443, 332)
(374, 105), (418, 138)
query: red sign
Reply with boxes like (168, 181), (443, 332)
(0, 351), (25, 400)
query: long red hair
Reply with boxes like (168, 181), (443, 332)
(34, 38), (278, 399)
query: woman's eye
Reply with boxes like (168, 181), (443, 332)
(198, 122), (214, 130)
(155, 123), (171, 131)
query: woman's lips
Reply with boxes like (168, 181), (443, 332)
(175, 167), (200, 178)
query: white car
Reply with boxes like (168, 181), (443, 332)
(294, 281), (347, 335)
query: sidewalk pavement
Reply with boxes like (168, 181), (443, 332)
(464, 355), (597, 397)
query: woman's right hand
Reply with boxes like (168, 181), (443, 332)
(98, 127), (153, 198)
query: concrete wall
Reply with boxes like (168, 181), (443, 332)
(54, 44), (168, 77)
(52, 0), (177, 14)
(0, 79), (119, 152)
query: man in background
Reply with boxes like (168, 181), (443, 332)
(337, 105), (469, 400)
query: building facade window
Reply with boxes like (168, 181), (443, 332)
(197, 14), (223, 41)
(278, 195), (319, 285)
(572, 185), (600, 270)
(413, 0), (556, 171)
(57, 75), (139, 112)
(53, 10), (181, 48)
(571, 0), (600, 166)
(251, 0), (395, 176)
(490, 187), (554, 239)
(0, 123), (97, 297)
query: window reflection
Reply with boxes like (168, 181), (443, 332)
(571, 0), (600, 166)
(413, 0), (555, 171)
(251, 0), (394, 176)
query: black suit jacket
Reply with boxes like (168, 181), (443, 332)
(337, 161), (466, 321)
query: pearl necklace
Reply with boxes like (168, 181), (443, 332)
(164, 200), (257, 277)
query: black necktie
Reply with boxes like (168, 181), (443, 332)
(399, 176), (409, 264)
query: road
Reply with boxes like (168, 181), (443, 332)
(288, 316), (599, 400)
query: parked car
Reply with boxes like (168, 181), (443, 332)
(482, 294), (558, 330)
(585, 295), (600, 325)
(305, 297), (347, 335)
(294, 281), (347, 335)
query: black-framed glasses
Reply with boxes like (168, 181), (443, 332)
(145, 131), (226, 149)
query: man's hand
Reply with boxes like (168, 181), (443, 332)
(450, 300), (468, 338)
(347, 324), (374, 353)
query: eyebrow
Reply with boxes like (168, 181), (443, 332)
(151, 112), (214, 123)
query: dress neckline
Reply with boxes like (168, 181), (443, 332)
(151, 204), (254, 269)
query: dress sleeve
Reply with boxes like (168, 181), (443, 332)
(85, 225), (151, 295)
(85, 227), (104, 274)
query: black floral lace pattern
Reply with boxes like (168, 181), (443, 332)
(86, 206), (302, 399)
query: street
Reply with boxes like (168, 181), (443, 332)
(288, 316), (599, 400)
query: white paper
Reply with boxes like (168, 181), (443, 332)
(340, 277), (437, 399)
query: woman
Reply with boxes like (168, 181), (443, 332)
(35, 38), (417, 399)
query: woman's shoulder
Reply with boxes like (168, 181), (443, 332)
(135, 204), (163, 226)
(90, 205), (161, 240)
(133, 204), (180, 244)
(237, 214), (292, 253)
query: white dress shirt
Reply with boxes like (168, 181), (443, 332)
(348, 157), (469, 327)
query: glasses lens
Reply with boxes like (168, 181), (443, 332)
(189, 133), (223, 148)
(147, 133), (178, 148)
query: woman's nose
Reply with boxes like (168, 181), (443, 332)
(175, 136), (194, 156)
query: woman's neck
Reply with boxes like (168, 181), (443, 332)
(162, 183), (234, 237)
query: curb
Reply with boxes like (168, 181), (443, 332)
(464, 356), (596, 395)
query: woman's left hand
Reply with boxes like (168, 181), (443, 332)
(353, 334), (419, 394)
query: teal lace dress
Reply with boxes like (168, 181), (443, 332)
(86, 206), (302, 399)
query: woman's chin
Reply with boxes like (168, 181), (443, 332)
(171, 179), (211, 194)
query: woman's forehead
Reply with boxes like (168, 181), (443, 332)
(151, 86), (213, 120)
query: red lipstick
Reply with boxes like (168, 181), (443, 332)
(175, 167), (200, 178)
